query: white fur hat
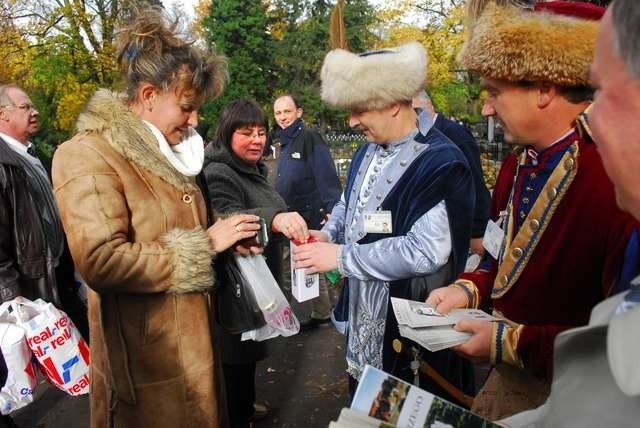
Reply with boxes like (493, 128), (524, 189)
(320, 42), (428, 111)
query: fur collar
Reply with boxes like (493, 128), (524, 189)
(76, 89), (198, 193)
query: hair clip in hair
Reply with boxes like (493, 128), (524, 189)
(124, 45), (140, 62)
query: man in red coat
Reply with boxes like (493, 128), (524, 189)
(426, 0), (636, 420)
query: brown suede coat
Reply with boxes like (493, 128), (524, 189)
(52, 90), (221, 428)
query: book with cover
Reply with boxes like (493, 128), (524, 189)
(331, 365), (501, 428)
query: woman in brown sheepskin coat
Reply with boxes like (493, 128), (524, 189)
(51, 8), (260, 428)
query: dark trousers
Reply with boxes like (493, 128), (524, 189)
(223, 362), (256, 428)
(348, 374), (358, 404)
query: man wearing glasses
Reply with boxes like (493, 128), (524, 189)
(0, 84), (60, 301)
(0, 84), (88, 426)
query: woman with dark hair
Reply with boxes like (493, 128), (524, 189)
(52, 8), (260, 427)
(203, 99), (308, 427)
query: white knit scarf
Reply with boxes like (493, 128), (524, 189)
(144, 121), (204, 177)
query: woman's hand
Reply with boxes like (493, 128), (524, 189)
(207, 214), (260, 253)
(272, 212), (309, 242)
(233, 243), (264, 257)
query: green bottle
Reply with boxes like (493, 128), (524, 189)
(325, 269), (341, 286)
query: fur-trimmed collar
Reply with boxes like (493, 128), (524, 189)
(76, 89), (198, 193)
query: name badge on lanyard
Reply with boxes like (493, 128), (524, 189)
(363, 211), (393, 234)
(483, 210), (508, 259)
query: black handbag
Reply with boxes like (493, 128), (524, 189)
(213, 251), (266, 335)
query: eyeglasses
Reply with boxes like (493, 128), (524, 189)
(234, 128), (267, 139)
(0, 103), (37, 112)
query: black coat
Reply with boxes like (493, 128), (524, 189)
(203, 142), (288, 364)
(433, 115), (491, 238)
(0, 137), (58, 303)
(0, 138), (88, 340)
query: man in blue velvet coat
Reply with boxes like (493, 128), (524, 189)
(292, 42), (477, 406)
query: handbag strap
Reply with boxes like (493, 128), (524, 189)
(0, 301), (13, 323)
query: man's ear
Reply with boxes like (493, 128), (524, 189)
(296, 107), (303, 119)
(537, 82), (557, 109)
(389, 102), (402, 117)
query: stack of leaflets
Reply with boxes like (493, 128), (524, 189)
(390, 297), (496, 351)
(330, 365), (501, 427)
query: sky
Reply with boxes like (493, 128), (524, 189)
(164, 0), (197, 18)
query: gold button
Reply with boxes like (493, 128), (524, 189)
(547, 187), (558, 200)
(530, 219), (540, 231)
(392, 339), (403, 354)
(529, 172), (537, 179)
(564, 158), (575, 170)
(512, 247), (523, 259)
(500, 275), (509, 286)
(182, 194), (193, 204)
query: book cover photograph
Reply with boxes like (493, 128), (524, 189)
(348, 365), (500, 428)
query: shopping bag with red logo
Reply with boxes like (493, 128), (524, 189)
(0, 302), (38, 415)
(11, 297), (90, 396)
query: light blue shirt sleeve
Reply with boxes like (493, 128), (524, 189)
(322, 194), (346, 243)
(338, 201), (451, 281)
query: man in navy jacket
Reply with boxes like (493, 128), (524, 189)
(273, 94), (342, 328)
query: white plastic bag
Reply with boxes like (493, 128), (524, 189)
(0, 302), (38, 415)
(235, 254), (300, 341)
(12, 297), (90, 395)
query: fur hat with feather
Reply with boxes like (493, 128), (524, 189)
(320, 42), (428, 112)
(459, 0), (604, 87)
